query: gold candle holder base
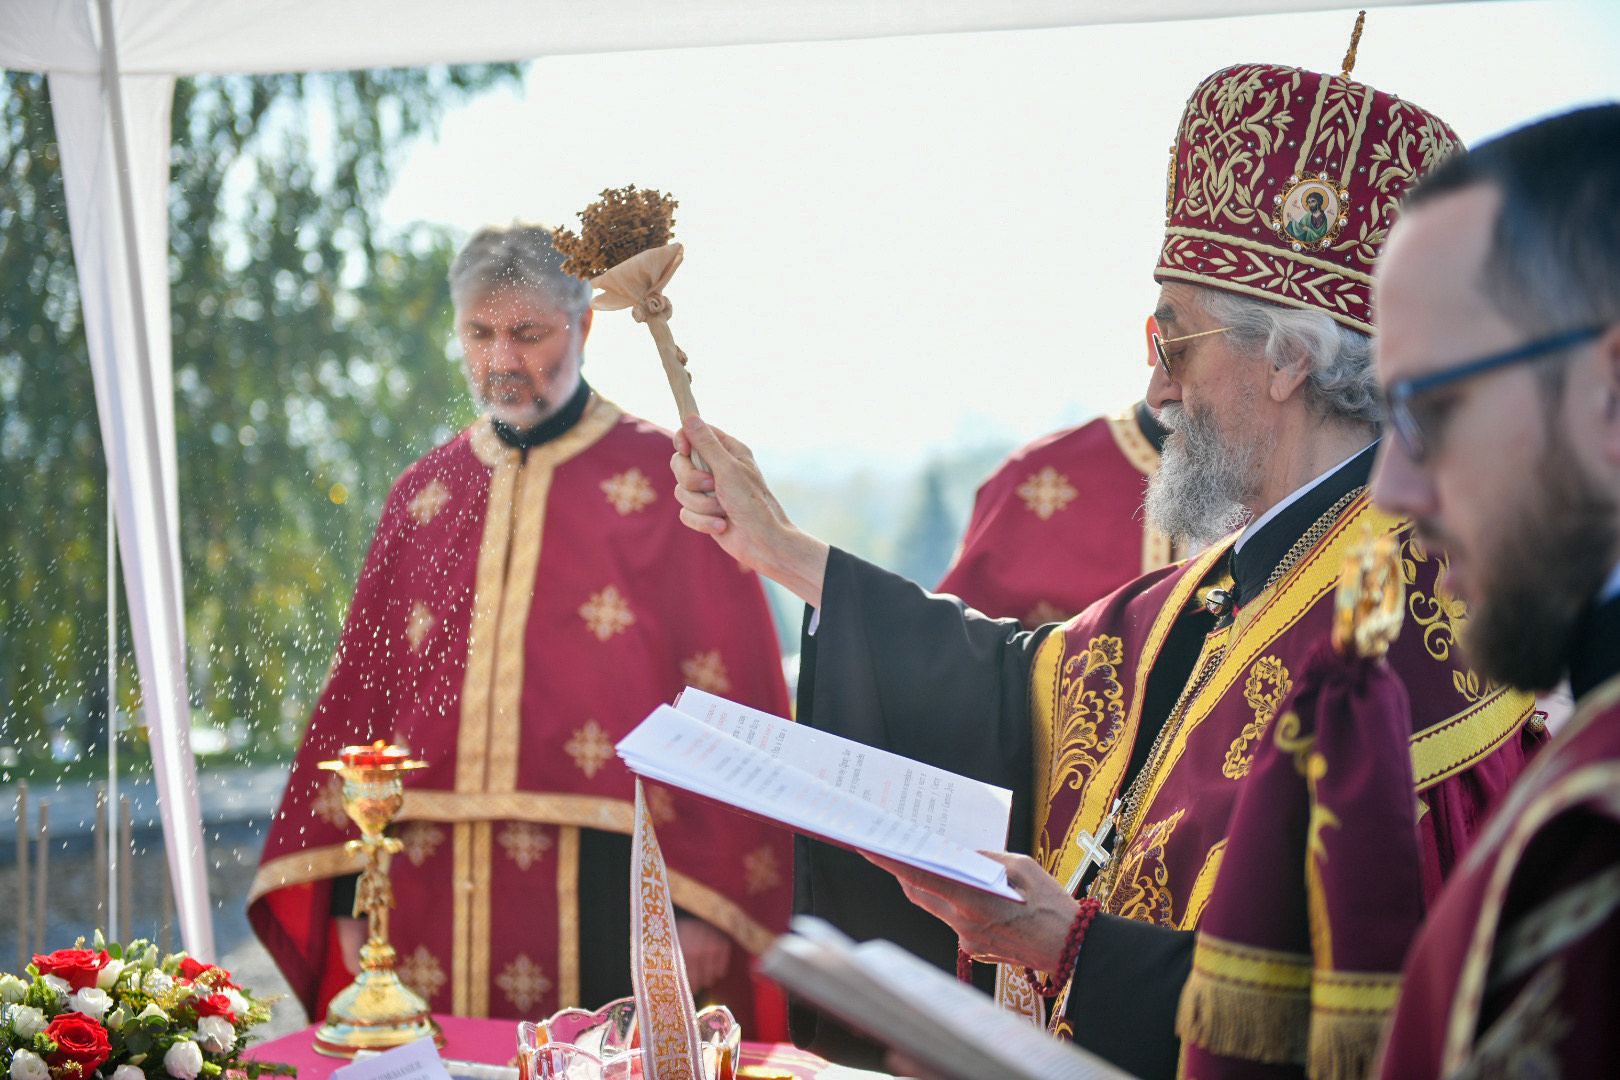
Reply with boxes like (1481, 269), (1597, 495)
(313, 743), (442, 1058)
(312, 946), (443, 1057)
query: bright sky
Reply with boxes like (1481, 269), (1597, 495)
(381, 0), (1620, 477)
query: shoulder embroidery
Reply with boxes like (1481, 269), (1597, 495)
(407, 479), (452, 525)
(1018, 466), (1078, 521)
(600, 468), (657, 515)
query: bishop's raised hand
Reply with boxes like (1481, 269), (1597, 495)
(670, 414), (830, 608)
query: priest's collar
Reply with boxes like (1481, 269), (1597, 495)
(1567, 565), (1620, 700)
(492, 379), (592, 449)
(1228, 441), (1377, 609)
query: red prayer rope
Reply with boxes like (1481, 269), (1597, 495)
(1025, 898), (1101, 998)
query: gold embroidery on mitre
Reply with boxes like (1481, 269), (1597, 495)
(646, 784), (678, 826)
(1223, 655), (1294, 779)
(1106, 809), (1185, 924)
(1017, 466), (1079, 521)
(579, 585), (636, 641)
(407, 479), (451, 525)
(680, 649), (733, 695)
(498, 822), (553, 870)
(496, 954), (553, 1012)
(313, 775), (350, 830)
(743, 845), (783, 896)
(600, 467), (657, 515)
(399, 821), (446, 867)
(396, 945), (447, 1005)
(405, 601), (435, 654)
(565, 720), (615, 779)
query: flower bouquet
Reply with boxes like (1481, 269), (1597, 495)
(1, 933), (291, 1080)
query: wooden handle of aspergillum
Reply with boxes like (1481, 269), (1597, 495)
(644, 313), (708, 474)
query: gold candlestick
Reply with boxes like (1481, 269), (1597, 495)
(313, 742), (443, 1057)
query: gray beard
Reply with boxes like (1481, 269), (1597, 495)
(1144, 399), (1267, 547)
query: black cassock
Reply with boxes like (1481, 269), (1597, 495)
(788, 448), (1375, 1079)
(792, 550), (1199, 1080)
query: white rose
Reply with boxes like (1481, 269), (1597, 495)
(163, 1040), (204, 1080)
(9, 1005), (47, 1038)
(0, 975), (26, 1003)
(106, 1005), (130, 1031)
(194, 1015), (235, 1055)
(9, 1048), (49, 1080)
(137, 1004), (171, 1025)
(97, 959), (126, 990)
(68, 987), (113, 1020)
(112, 1066), (146, 1080)
(222, 990), (249, 1018)
(40, 974), (71, 997)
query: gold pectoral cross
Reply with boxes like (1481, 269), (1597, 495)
(1064, 798), (1121, 895)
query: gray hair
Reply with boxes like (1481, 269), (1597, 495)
(448, 223), (592, 316)
(1194, 289), (1379, 428)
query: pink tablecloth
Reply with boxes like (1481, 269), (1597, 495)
(247, 1016), (836, 1080)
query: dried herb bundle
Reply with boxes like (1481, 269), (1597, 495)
(553, 185), (679, 280)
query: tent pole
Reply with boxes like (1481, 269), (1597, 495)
(93, 0), (214, 960)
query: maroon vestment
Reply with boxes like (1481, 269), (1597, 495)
(1379, 675), (1620, 1078)
(250, 398), (793, 1027)
(936, 408), (1170, 629)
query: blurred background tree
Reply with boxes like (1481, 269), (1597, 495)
(0, 65), (520, 773)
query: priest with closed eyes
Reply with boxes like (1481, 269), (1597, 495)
(670, 44), (1543, 1080)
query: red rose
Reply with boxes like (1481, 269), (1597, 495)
(179, 958), (237, 989)
(32, 949), (112, 992)
(192, 993), (237, 1021)
(43, 1012), (111, 1078)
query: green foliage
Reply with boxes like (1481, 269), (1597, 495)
(0, 63), (520, 771)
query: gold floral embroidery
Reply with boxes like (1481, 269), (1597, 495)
(600, 468), (656, 515)
(313, 775), (350, 830)
(405, 601), (435, 654)
(1402, 536), (1498, 699)
(407, 479), (451, 525)
(498, 822), (553, 870)
(399, 821), (445, 867)
(565, 720), (615, 779)
(1052, 635), (1128, 796)
(1106, 809), (1185, 924)
(579, 585), (636, 642)
(679, 650), (732, 695)
(743, 845), (783, 895)
(1223, 655), (1294, 779)
(396, 945), (447, 1004)
(496, 954), (553, 1012)
(1017, 466), (1078, 521)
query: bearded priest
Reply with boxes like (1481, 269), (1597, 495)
(670, 59), (1542, 1079)
(250, 224), (793, 1030)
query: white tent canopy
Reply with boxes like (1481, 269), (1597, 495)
(0, 0), (1484, 960)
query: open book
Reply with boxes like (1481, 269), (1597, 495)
(759, 918), (1136, 1080)
(615, 687), (1018, 899)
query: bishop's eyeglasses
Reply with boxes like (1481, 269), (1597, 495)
(1379, 325), (1606, 463)
(1150, 326), (1233, 379)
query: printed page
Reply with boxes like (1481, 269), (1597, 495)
(673, 686), (1011, 851)
(618, 705), (1017, 899)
